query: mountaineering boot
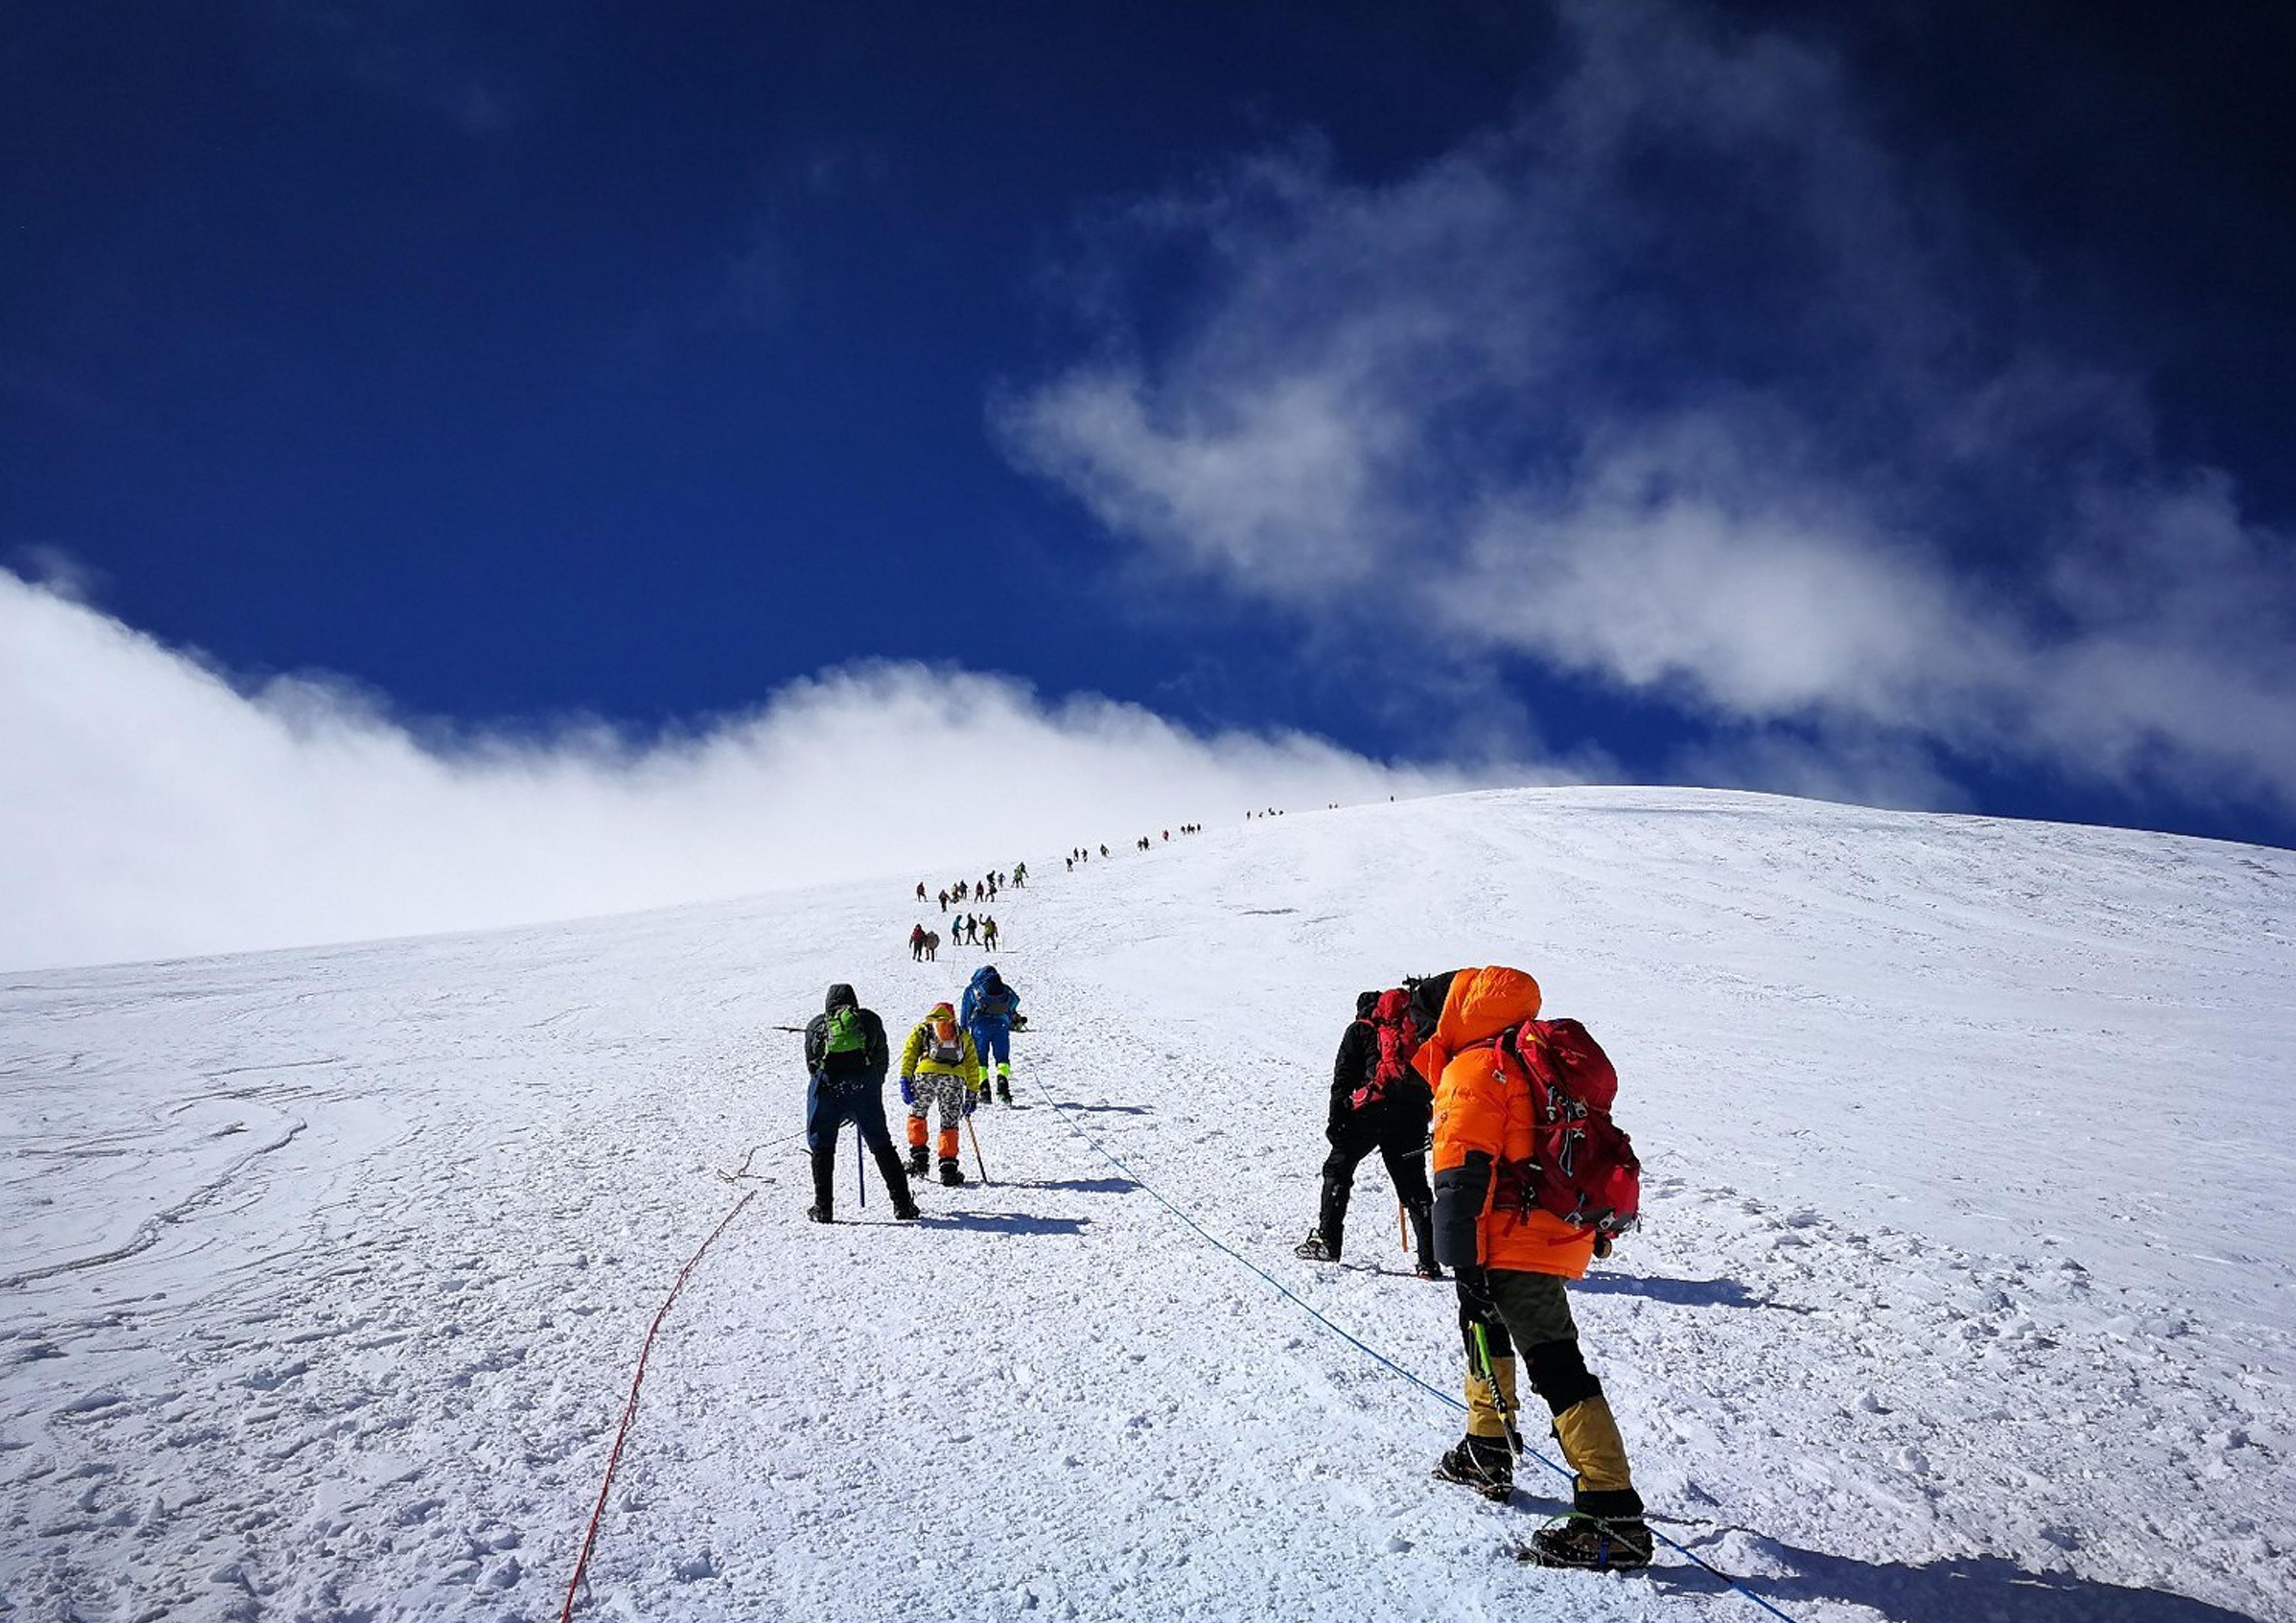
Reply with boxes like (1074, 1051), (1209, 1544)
(870, 1143), (921, 1221)
(1405, 1196), (1444, 1280)
(939, 1158), (967, 1187)
(1520, 1516), (1653, 1571)
(806, 1146), (836, 1224)
(1293, 1229), (1333, 1261)
(996, 1065), (1013, 1105)
(1432, 1433), (1514, 1502)
(1314, 1173), (1350, 1261)
(906, 1143), (930, 1179)
(1551, 1393), (1645, 1523)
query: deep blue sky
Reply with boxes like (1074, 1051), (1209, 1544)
(7, 2), (2294, 847)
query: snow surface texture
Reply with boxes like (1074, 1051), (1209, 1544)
(3, 786), (2292, 1622)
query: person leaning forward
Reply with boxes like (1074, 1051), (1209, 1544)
(899, 1001), (984, 1186)
(802, 982), (919, 1223)
(1417, 965), (1653, 1571)
(1295, 988), (1441, 1278)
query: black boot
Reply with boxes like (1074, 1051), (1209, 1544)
(1521, 1516), (1653, 1570)
(906, 1143), (929, 1179)
(1405, 1196), (1444, 1279)
(939, 1158), (967, 1186)
(1433, 1433), (1515, 1501)
(1293, 1229), (1333, 1260)
(871, 1143), (920, 1220)
(806, 1146), (836, 1223)
(1316, 1174), (1351, 1262)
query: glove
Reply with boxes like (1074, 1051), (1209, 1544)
(899, 1077), (915, 1105)
(1592, 1233), (1614, 1260)
(962, 1091), (977, 1117)
(1011, 1014), (1029, 1031)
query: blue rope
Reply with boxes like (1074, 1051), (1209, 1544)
(1039, 1090), (1799, 1623)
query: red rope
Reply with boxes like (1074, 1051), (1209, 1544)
(558, 1188), (757, 1621)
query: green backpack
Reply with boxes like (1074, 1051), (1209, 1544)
(822, 1005), (871, 1073)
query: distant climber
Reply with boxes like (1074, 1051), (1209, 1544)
(1295, 988), (1440, 1281)
(908, 923), (927, 961)
(900, 1001), (984, 1186)
(922, 930), (940, 962)
(801, 983), (917, 1224)
(1416, 967), (1651, 1570)
(981, 916), (999, 950)
(961, 965), (1023, 1104)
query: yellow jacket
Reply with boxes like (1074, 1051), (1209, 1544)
(901, 1022), (985, 1091)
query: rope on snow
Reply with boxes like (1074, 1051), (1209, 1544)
(558, 1188), (757, 1622)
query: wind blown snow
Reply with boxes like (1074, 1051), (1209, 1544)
(3, 787), (2291, 1621)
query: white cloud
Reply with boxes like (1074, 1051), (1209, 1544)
(0, 571), (1496, 971)
(999, 0), (2296, 819)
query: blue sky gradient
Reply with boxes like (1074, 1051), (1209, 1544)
(7, 0), (2294, 892)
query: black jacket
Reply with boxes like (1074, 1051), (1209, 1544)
(804, 982), (889, 1080)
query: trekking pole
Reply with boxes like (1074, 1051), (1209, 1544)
(1399, 1202), (1410, 1256)
(853, 1122), (865, 1209)
(965, 1113), (989, 1185)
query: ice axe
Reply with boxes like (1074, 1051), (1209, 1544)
(1470, 1319), (1525, 1457)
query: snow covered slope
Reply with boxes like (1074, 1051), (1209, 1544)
(4, 787), (2292, 1622)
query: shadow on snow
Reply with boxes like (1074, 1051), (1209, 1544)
(1573, 1272), (1816, 1314)
(1651, 1539), (2267, 1623)
(916, 1211), (1090, 1238)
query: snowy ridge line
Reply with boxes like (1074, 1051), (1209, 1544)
(1035, 1085), (1801, 1623)
(559, 1186), (759, 1622)
(0, 1116), (308, 1289)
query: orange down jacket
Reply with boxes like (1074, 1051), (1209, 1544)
(1420, 965), (1599, 1280)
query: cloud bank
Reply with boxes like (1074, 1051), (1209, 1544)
(0, 571), (1479, 971)
(999, 0), (2296, 818)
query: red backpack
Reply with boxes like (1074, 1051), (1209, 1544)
(1492, 1018), (1641, 1238)
(1350, 990), (1426, 1110)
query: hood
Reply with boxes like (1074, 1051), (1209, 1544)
(1413, 965), (1541, 1084)
(1372, 988), (1410, 1025)
(825, 982), (858, 1015)
(927, 1001), (956, 1026)
(977, 965), (1004, 991)
(1354, 990), (1381, 1020)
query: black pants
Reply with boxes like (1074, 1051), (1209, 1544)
(804, 1071), (912, 1217)
(1320, 1105), (1433, 1206)
(1316, 1105), (1433, 1262)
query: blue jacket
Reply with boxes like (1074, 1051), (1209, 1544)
(961, 968), (1021, 1031)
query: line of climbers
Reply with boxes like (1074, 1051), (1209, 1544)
(800, 965), (1025, 1221)
(922, 865), (1026, 914)
(911, 915), (994, 955)
(1293, 966), (1651, 1573)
